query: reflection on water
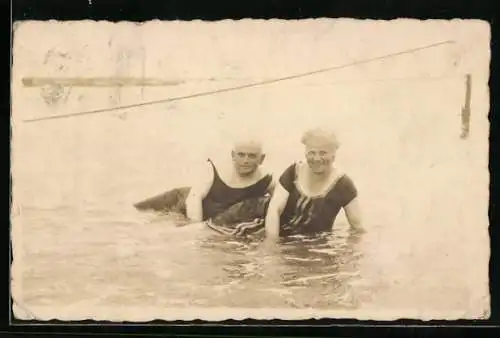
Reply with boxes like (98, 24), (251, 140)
(196, 230), (369, 309)
(19, 204), (372, 310)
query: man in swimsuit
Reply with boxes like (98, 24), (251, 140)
(265, 128), (363, 240)
(135, 137), (274, 233)
(185, 138), (274, 223)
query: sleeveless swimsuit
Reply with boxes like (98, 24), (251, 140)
(202, 159), (273, 221)
(279, 162), (358, 236)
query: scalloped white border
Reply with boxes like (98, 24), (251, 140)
(10, 18), (492, 323)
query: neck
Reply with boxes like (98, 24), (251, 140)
(233, 167), (259, 180)
(307, 165), (333, 181)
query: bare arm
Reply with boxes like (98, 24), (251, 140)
(266, 176), (276, 195)
(343, 197), (364, 232)
(185, 163), (214, 222)
(264, 183), (289, 240)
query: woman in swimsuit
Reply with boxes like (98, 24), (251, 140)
(265, 128), (364, 239)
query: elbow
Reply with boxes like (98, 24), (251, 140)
(188, 213), (202, 223)
(185, 197), (202, 222)
(188, 210), (203, 223)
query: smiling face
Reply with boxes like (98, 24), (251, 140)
(301, 128), (339, 175)
(304, 144), (336, 175)
(231, 141), (265, 176)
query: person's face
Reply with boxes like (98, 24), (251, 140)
(231, 144), (265, 176)
(305, 145), (336, 174)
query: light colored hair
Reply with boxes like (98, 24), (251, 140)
(231, 134), (264, 154)
(301, 128), (340, 150)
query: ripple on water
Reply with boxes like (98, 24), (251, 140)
(21, 209), (375, 310)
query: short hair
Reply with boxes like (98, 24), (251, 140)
(301, 128), (340, 150)
(231, 134), (264, 154)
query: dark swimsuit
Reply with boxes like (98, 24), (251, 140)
(202, 159), (273, 221)
(279, 162), (358, 236)
(134, 159), (272, 220)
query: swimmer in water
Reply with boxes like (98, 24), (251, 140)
(265, 128), (364, 240)
(134, 136), (274, 233)
(185, 137), (274, 223)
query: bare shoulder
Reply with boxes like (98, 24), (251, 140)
(259, 165), (274, 179)
(190, 159), (215, 187)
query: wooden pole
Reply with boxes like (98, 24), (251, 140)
(460, 74), (471, 139)
(21, 77), (184, 87)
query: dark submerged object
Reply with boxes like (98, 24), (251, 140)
(134, 187), (271, 232)
(211, 194), (270, 225)
(134, 187), (191, 214)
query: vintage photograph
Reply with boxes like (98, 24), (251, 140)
(11, 19), (490, 321)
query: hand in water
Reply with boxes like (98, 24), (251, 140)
(352, 227), (366, 234)
(260, 236), (282, 255)
(347, 227), (366, 246)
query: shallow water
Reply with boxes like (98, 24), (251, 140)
(19, 203), (368, 310)
(11, 76), (490, 319)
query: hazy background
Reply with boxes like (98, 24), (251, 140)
(11, 19), (490, 320)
